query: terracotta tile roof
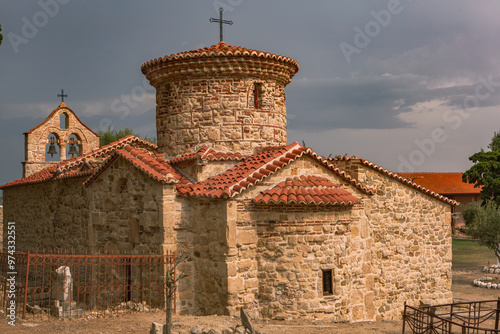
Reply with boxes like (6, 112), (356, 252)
(55, 168), (98, 181)
(329, 156), (459, 206)
(0, 165), (59, 189)
(83, 145), (184, 187)
(141, 41), (299, 75)
(179, 142), (375, 199)
(55, 135), (158, 173)
(0, 135), (159, 189)
(25, 102), (99, 137)
(254, 175), (362, 205)
(169, 146), (248, 165)
(398, 172), (481, 195)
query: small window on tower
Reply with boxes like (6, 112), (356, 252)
(159, 85), (171, 114)
(322, 269), (333, 296)
(253, 83), (263, 109)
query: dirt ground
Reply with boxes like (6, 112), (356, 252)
(1, 267), (498, 334)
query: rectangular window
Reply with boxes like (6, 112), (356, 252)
(322, 269), (333, 295)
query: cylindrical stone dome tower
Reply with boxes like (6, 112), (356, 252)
(141, 42), (299, 157)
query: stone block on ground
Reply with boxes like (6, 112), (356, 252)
(240, 308), (255, 334)
(150, 322), (163, 334)
(235, 325), (246, 334)
(190, 325), (204, 334)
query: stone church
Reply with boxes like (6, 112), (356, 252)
(1, 42), (456, 322)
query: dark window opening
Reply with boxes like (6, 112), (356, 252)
(164, 84), (171, 113)
(253, 83), (263, 109)
(60, 113), (69, 129)
(322, 269), (333, 295)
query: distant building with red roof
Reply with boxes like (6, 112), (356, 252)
(1, 41), (455, 322)
(399, 172), (481, 228)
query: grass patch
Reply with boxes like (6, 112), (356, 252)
(453, 238), (498, 271)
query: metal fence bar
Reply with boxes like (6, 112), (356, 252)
(22, 251), (30, 319)
(403, 300), (500, 334)
(496, 298), (500, 330)
(0, 250), (175, 320)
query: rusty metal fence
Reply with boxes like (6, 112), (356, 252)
(0, 250), (175, 320)
(402, 299), (500, 333)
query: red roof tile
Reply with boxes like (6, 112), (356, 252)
(397, 172), (481, 195)
(169, 146), (248, 165)
(329, 156), (459, 206)
(180, 142), (375, 199)
(56, 168), (98, 181)
(56, 135), (157, 173)
(141, 41), (299, 75)
(0, 165), (59, 189)
(0, 135), (159, 189)
(254, 175), (361, 206)
(84, 145), (184, 187)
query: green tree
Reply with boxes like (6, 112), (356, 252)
(463, 131), (500, 205)
(489, 131), (500, 152)
(97, 126), (156, 147)
(463, 131), (500, 265)
(463, 200), (500, 266)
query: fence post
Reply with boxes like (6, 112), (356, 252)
(401, 302), (406, 334)
(449, 303), (453, 333)
(22, 251), (31, 319)
(173, 254), (177, 313)
(428, 307), (436, 332)
(495, 297), (500, 330)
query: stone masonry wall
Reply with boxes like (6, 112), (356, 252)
(3, 157), (165, 254)
(160, 184), (196, 315)
(156, 78), (287, 157)
(355, 165), (453, 320)
(240, 202), (360, 321)
(0, 205), (3, 249)
(2, 178), (90, 252)
(215, 156), (453, 322)
(226, 155), (368, 320)
(87, 157), (164, 252)
(190, 199), (231, 315)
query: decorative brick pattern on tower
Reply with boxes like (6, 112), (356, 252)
(141, 42), (299, 157)
(22, 103), (100, 177)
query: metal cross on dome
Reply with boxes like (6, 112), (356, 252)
(57, 89), (68, 103)
(209, 7), (233, 42)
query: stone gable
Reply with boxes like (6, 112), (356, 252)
(23, 103), (99, 177)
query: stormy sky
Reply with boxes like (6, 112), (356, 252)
(1, 0), (500, 187)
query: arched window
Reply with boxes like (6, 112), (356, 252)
(60, 113), (69, 129)
(66, 133), (81, 158)
(45, 133), (60, 161)
(253, 83), (263, 109)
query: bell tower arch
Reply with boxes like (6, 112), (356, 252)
(22, 102), (100, 177)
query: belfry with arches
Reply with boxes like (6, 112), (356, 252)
(22, 101), (100, 178)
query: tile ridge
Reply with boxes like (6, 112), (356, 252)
(227, 142), (305, 197)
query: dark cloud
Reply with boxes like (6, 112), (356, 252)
(1, 0), (500, 182)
